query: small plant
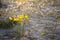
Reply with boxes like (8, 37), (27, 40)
(8, 13), (29, 36)
(0, 13), (29, 37)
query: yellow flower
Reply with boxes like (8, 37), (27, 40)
(16, 18), (19, 21)
(25, 15), (28, 20)
(9, 17), (12, 20)
(18, 13), (24, 22)
(17, 0), (24, 4)
(19, 13), (24, 19)
(13, 17), (18, 21)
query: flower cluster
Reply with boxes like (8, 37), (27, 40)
(8, 13), (29, 36)
(8, 13), (29, 23)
